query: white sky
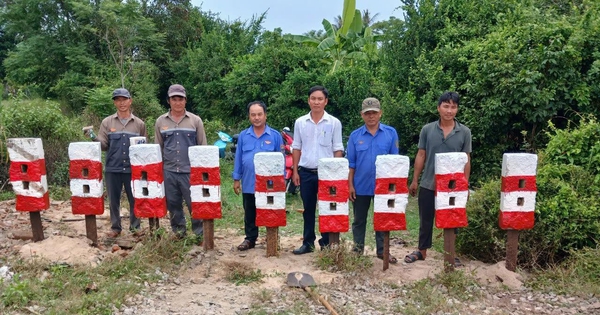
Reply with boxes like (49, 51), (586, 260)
(191, 0), (403, 34)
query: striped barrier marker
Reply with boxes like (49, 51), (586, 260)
(500, 153), (538, 271)
(7, 138), (49, 241)
(190, 145), (221, 250)
(318, 158), (349, 245)
(435, 152), (469, 271)
(68, 142), (103, 245)
(375, 155), (409, 271)
(254, 152), (285, 257)
(129, 144), (166, 232)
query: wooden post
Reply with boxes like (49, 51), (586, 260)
(266, 227), (278, 257)
(443, 228), (455, 272)
(329, 232), (340, 246)
(30, 211), (44, 242)
(383, 232), (390, 271)
(506, 230), (520, 272)
(149, 218), (159, 232)
(203, 219), (214, 250)
(85, 215), (98, 246)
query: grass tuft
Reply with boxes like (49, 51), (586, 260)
(314, 242), (374, 272)
(223, 261), (264, 285)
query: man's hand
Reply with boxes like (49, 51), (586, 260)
(233, 180), (241, 195)
(349, 184), (356, 202)
(292, 170), (300, 187)
(409, 181), (418, 197)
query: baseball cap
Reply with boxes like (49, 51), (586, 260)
(361, 97), (381, 113)
(168, 84), (186, 98)
(112, 88), (131, 99)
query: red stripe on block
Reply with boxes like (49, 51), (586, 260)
(435, 208), (468, 228)
(9, 160), (46, 182)
(190, 167), (221, 186)
(16, 192), (50, 211)
(501, 176), (537, 193)
(134, 198), (167, 218)
(374, 213), (406, 231)
(256, 209), (286, 227)
(375, 178), (408, 195)
(131, 163), (163, 183)
(499, 211), (534, 230)
(69, 160), (103, 180)
(71, 196), (104, 215)
(191, 201), (222, 219)
(435, 173), (468, 193)
(255, 175), (286, 192)
(319, 215), (349, 233)
(318, 180), (349, 202)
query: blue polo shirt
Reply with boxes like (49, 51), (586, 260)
(232, 125), (284, 194)
(347, 123), (399, 195)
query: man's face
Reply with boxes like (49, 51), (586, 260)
(361, 110), (381, 128)
(113, 96), (132, 113)
(168, 96), (186, 114)
(308, 90), (328, 113)
(248, 104), (266, 128)
(437, 101), (458, 122)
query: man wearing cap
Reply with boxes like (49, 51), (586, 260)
(94, 88), (146, 238)
(154, 84), (207, 239)
(291, 85), (344, 255)
(347, 97), (400, 263)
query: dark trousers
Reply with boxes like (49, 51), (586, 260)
(418, 187), (436, 250)
(105, 172), (140, 233)
(164, 171), (203, 236)
(243, 193), (258, 242)
(300, 168), (329, 246)
(352, 195), (384, 255)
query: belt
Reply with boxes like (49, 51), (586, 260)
(299, 166), (318, 174)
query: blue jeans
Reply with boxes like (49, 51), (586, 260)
(105, 172), (140, 233)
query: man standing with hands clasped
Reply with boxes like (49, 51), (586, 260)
(347, 98), (400, 263)
(291, 85), (344, 255)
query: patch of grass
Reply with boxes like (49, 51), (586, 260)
(434, 268), (483, 301)
(251, 288), (274, 303)
(49, 185), (71, 201)
(0, 190), (15, 201)
(393, 279), (451, 314)
(223, 261), (264, 285)
(314, 242), (374, 272)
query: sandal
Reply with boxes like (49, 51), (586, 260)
(237, 239), (255, 251)
(455, 257), (464, 267)
(377, 253), (398, 264)
(404, 250), (424, 263)
(106, 230), (120, 238)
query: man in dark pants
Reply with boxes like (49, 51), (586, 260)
(154, 84), (207, 238)
(232, 101), (284, 251)
(291, 86), (344, 255)
(94, 88), (146, 238)
(347, 98), (400, 263)
(407, 91), (472, 264)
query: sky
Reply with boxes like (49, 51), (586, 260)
(190, 0), (403, 35)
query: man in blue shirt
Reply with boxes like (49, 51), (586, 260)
(232, 101), (284, 251)
(347, 98), (400, 264)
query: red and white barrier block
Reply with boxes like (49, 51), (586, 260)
(374, 155), (409, 231)
(129, 144), (166, 218)
(435, 152), (469, 228)
(499, 153), (538, 230)
(68, 142), (104, 215)
(189, 145), (222, 220)
(318, 158), (349, 233)
(7, 138), (49, 211)
(254, 152), (286, 227)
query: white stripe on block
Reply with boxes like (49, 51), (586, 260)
(502, 153), (538, 177)
(374, 193), (409, 213)
(254, 152), (284, 176)
(129, 144), (162, 165)
(318, 158), (349, 180)
(376, 155), (409, 179)
(70, 179), (103, 197)
(129, 137), (147, 146)
(189, 145), (220, 168)
(435, 152), (468, 175)
(6, 138), (45, 161)
(190, 185), (221, 203)
(11, 175), (48, 197)
(68, 142), (102, 162)
(255, 191), (286, 209)
(318, 201), (349, 216)
(500, 191), (537, 212)
(435, 191), (469, 210)
(132, 180), (165, 198)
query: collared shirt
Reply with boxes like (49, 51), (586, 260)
(291, 111), (344, 169)
(97, 113), (146, 173)
(154, 110), (207, 173)
(347, 123), (399, 195)
(232, 125), (284, 194)
(418, 119), (472, 190)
